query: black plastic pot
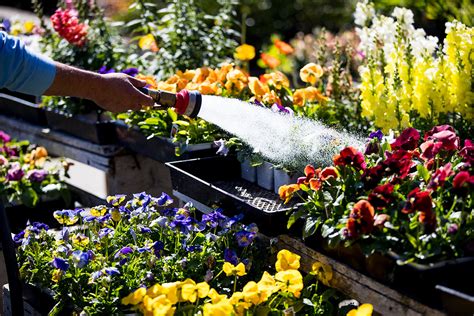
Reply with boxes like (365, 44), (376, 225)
(436, 284), (474, 315)
(166, 156), (299, 236)
(0, 90), (46, 126)
(4, 198), (71, 234)
(45, 109), (116, 144)
(115, 121), (216, 162)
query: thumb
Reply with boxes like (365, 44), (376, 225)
(128, 76), (149, 88)
(134, 87), (155, 107)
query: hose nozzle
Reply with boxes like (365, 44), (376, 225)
(139, 88), (202, 118)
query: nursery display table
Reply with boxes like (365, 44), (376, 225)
(0, 114), (174, 201)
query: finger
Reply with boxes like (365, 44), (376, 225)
(135, 89), (155, 107)
(128, 76), (149, 88)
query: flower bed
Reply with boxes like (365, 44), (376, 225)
(13, 192), (373, 315)
(279, 125), (473, 305)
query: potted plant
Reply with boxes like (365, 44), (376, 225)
(0, 131), (71, 232)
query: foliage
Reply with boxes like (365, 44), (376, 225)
(129, 0), (240, 79)
(280, 125), (474, 264)
(0, 131), (69, 208)
(356, 2), (473, 137)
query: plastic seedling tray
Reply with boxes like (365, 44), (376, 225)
(0, 91), (46, 126)
(45, 109), (117, 144)
(115, 121), (216, 162)
(166, 156), (299, 236)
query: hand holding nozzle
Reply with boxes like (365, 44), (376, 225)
(139, 87), (202, 118)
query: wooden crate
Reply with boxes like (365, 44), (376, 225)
(276, 235), (446, 316)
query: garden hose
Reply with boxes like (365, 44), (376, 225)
(139, 87), (202, 118)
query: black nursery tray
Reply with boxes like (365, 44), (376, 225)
(115, 121), (216, 162)
(166, 156), (298, 236)
(45, 110), (117, 144)
(0, 91), (46, 126)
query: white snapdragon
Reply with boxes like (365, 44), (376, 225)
(392, 7), (414, 30)
(354, 0), (375, 27)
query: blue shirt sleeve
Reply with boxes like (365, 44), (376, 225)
(0, 32), (56, 97)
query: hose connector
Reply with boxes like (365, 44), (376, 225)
(139, 88), (202, 118)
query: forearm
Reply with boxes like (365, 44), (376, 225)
(44, 62), (104, 101)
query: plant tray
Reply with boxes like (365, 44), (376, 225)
(115, 121), (216, 162)
(45, 110), (116, 144)
(0, 91), (46, 126)
(166, 156), (299, 236)
(4, 199), (70, 234)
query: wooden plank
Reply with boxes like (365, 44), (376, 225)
(276, 235), (446, 316)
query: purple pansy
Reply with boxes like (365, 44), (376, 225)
(104, 267), (120, 276)
(271, 103), (294, 116)
(52, 257), (69, 271)
(98, 66), (115, 74)
(1, 19), (11, 33)
(156, 192), (173, 206)
(224, 248), (238, 265)
(99, 227), (114, 238)
(27, 169), (47, 182)
(121, 68), (139, 77)
(6, 163), (24, 181)
(72, 250), (92, 268)
(235, 230), (256, 247)
(214, 139), (229, 156)
(369, 130), (383, 141)
(114, 246), (133, 259)
(0, 131), (11, 143)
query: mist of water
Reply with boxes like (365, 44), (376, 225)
(198, 95), (364, 168)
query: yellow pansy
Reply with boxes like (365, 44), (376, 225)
(257, 271), (277, 299)
(151, 294), (175, 316)
(208, 288), (227, 303)
(138, 34), (159, 52)
(275, 249), (300, 272)
(300, 63), (324, 85)
(203, 298), (233, 316)
(90, 205), (107, 217)
(71, 233), (89, 246)
(177, 70), (196, 81)
(199, 82), (219, 95)
(121, 287), (147, 305)
(248, 77), (269, 97)
(110, 209), (121, 222)
(275, 269), (303, 298)
(147, 284), (164, 298)
(292, 89), (306, 107)
(157, 82), (177, 93)
(52, 269), (62, 283)
(192, 67), (210, 84)
(304, 86), (328, 103)
(160, 282), (180, 304)
(23, 21), (35, 33)
(242, 281), (262, 305)
(216, 63), (234, 83)
(234, 44), (256, 61)
(180, 279), (209, 303)
(347, 303), (373, 316)
(311, 261), (333, 286)
(223, 262), (247, 277)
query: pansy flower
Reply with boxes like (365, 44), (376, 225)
(52, 257), (69, 271)
(428, 163), (453, 190)
(106, 194), (127, 207)
(333, 147), (366, 171)
(72, 250), (92, 268)
(346, 200), (375, 238)
(224, 248), (239, 265)
(235, 230), (256, 247)
(156, 192), (173, 206)
(368, 183), (394, 210)
(53, 210), (79, 225)
(391, 127), (420, 151)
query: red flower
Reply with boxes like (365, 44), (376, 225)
(320, 167), (338, 181)
(297, 165), (319, 184)
(419, 208), (436, 233)
(391, 128), (420, 151)
(383, 150), (414, 179)
(368, 183), (394, 210)
(346, 200), (375, 238)
(452, 171), (474, 190)
(459, 139), (473, 164)
(402, 188), (432, 214)
(428, 163), (453, 190)
(423, 125), (455, 140)
(51, 9), (88, 47)
(361, 165), (384, 190)
(420, 128), (459, 160)
(333, 147), (366, 170)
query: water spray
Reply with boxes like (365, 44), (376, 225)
(140, 87), (202, 118)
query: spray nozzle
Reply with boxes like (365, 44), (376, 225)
(139, 87), (202, 118)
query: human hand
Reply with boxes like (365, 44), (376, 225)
(91, 73), (154, 112)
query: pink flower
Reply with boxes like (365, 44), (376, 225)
(391, 128), (420, 151)
(459, 139), (473, 164)
(51, 9), (88, 47)
(452, 171), (474, 190)
(428, 163), (454, 190)
(0, 131), (11, 143)
(420, 126), (459, 160)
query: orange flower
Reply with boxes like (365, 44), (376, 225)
(261, 53), (280, 69)
(300, 63), (323, 85)
(157, 81), (177, 92)
(262, 90), (281, 105)
(225, 69), (248, 93)
(279, 184), (300, 203)
(293, 89), (306, 107)
(177, 70), (196, 81)
(217, 63), (234, 83)
(274, 40), (294, 55)
(193, 67), (210, 83)
(320, 167), (338, 181)
(309, 178), (321, 191)
(293, 87), (328, 106)
(199, 82), (219, 95)
(260, 71), (289, 90)
(248, 77), (269, 97)
(136, 74), (158, 90)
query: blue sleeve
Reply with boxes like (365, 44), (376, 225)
(0, 32), (56, 97)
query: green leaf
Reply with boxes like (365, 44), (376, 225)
(21, 187), (39, 208)
(303, 217), (320, 239)
(168, 108), (178, 121)
(416, 164), (430, 183)
(143, 117), (162, 125)
(287, 209), (305, 229)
